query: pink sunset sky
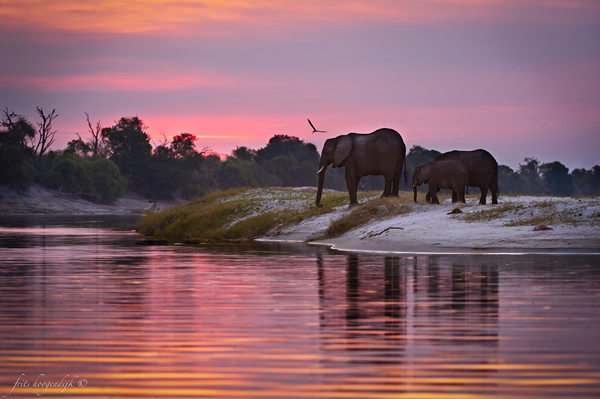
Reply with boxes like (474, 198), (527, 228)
(1, 0), (599, 169)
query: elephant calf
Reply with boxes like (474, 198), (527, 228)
(412, 160), (468, 204)
(433, 149), (499, 205)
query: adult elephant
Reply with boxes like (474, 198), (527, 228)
(315, 128), (407, 207)
(433, 149), (499, 205)
(412, 160), (468, 204)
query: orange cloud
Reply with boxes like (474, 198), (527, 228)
(3, 0), (598, 35)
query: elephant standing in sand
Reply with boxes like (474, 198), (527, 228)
(315, 128), (408, 207)
(413, 160), (468, 204)
(433, 149), (499, 205)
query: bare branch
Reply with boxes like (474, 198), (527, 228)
(1, 108), (36, 151)
(1, 108), (17, 129)
(158, 132), (169, 148)
(366, 227), (404, 238)
(34, 107), (58, 168)
(85, 112), (103, 156)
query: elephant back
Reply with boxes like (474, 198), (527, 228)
(434, 149), (497, 186)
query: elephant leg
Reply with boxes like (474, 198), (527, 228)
(346, 172), (359, 205)
(491, 183), (499, 204)
(381, 175), (393, 197)
(451, 190), (457, 203)
(479, 187), (487, 205)
(429, 186), (439, 204)
(392, 171), (401, 196)
(457, 186), (466, 203)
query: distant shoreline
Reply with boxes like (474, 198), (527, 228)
(0, 183), (185, 216)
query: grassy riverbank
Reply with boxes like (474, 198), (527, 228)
(136, 188), (600, 251)
(136, 187), (418, 242)
(136, 187), (346, 241)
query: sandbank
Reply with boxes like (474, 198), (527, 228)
(259, 195), (600, 255)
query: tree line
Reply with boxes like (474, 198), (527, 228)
(1, 109), (598, 202)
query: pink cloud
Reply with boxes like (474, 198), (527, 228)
(0, 72), (250, 92)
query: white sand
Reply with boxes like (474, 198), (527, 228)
(259, 194), (600, 255)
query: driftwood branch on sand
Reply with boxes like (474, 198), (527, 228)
(367, 226), (404, 238)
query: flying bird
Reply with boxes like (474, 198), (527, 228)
(308, 119), (327, 133)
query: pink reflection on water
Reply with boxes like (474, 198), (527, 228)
(0, 221), (599, 398)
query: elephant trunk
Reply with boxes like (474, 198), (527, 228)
(413, 185), (418, 203)
(315, 166), (327, 207)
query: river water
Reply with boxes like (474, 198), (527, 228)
(0, 215), (599, 398)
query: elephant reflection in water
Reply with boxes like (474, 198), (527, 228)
(316, 254), (407, 354)
(316, 254), (500, 370)
(411, 256), (499, 345)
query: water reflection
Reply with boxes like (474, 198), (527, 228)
(0, 216), (599, 398)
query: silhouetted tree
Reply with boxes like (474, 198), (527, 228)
(102, 117), (151, 158)
(255, 135), (319, 187)
(406, 145), (442, 169)
(518, 157), (545, 195)
(65, 138), (91, 157)
(498, 165), (522, 194)
(101, 117), (152, 187)
(0, 108), (36, 151)
(147, 132), (209, 199)
(43, 153), (126, 203)
(232, 146), (255, 161)
(572, 166), (600, 196)
(215, 158), (248, 189)
(171, 133), (198, 158)
(84, 112), (108, 156)
(32, 107), (58, 169)
(0, 146), (36, 185)
(539, 161), (574, 196)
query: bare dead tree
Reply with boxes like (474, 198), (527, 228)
(1, 108), (35, 150)
(1, 108), (17, 129)
(156, 132), (170, 148)
(33, 107), (58, 168)
(85, 112), (104, 156)
(0, 108), (18, 143)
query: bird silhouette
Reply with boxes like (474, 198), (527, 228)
(308, 119), (327, 133)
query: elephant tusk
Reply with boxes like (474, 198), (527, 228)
(317, 166), (325, 174)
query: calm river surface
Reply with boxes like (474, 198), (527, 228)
(1, 215), (599, 398)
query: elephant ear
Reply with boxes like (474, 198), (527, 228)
(333, 136), (353, 168)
